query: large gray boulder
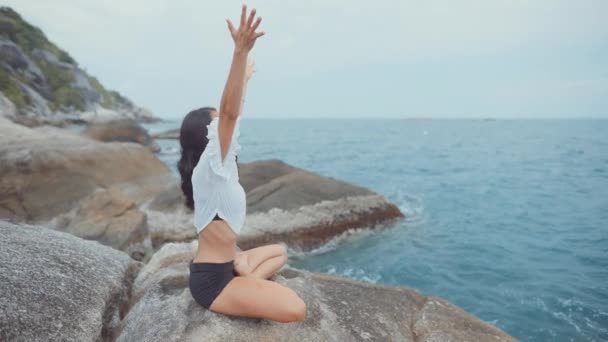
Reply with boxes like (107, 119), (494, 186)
(117, 241), (516, 342)
(145, 160), (403, 250)
(0, 118), (172, 222)
(0, 220), (142, 342)
(84, 118), (160, 152)
(57, 188), (150, 260)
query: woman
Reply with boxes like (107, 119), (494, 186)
(177, 5), (306, 322)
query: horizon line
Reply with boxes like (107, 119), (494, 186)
(155, 116), (608, 121)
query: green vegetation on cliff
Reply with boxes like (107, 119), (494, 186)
(0, 6), (138, 115)
(0, 7), (75, 65)
(0, 67), (29, 108)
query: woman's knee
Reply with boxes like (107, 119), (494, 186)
(284, 296), (306, 322)
(278, 243), (288, 256)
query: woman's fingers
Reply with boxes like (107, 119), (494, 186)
(226, 19), (236, 37)
(228, 5), (264, 50)
(246, 8), (256, 29)
(251, 16), (262, 32)
(254, 31), (265, 39)
(240, 4), (247, 27)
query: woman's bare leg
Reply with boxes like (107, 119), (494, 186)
(209, 276), (306, 322)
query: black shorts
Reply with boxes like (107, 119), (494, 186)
(189, 259), (237, 309)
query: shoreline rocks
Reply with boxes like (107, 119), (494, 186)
(0, 118), (172, 260)
(146, 160), (404, 250)
(1, 220), (516, 341)
(84, 118), (160, 153)
(238, 194), (403, 251)
(117, 241), (517, 342)
(0, 118), (172, 223)
(0, 119), (518, 341)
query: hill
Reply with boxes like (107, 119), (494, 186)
(0, 6), (158, 126)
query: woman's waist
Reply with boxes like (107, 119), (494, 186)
(193, 237), (237, 268)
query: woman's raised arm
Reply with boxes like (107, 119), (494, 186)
(217, 5), (264, 162)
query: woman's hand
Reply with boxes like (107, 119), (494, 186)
(226, 5), (265, 53)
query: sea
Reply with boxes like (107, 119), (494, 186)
(143, 118), (608, 341)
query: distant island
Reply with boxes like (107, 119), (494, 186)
(0, 6), (158, 126)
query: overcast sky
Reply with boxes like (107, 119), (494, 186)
(6, 0), (608, 119)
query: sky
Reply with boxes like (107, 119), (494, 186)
(5, 0), (608, 119)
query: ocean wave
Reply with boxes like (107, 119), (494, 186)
(325, 265), (383, 284)
(287, 226), (378, 259)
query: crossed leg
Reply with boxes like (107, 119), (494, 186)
(234, 243), (288, 279)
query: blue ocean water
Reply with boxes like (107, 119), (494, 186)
(144, 118), (608, 341)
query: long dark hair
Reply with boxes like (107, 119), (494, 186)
(177, 107), (216, 210)
(177, 107), (240, 210)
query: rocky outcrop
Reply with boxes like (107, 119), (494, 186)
(0, 117), (173, 259)
(84, 118), (160, 152)
(0, 118), (171, 222)
(151, 128), (180, 140)
(0, 7), (158, 126)
(146, 159), (403, 250)
(0, 92), (16, 119)
(0, 220), (142, 342)
(117, 241), (516, 342)
(58, 188), (150, 260)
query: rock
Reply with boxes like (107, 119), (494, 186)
(144, 159), (403, 250)
(116, 241), (516, 342)
(238, 193), (402, 251)
(0, 118), (172, 223)
(243, 159), (374, 212)
(151, 128), (180, 140)
(84, 118), (160, 152)
(0, 92), (17, 119)
(238, 159), (297, 194)
(146, 179), (186, 212)
(62, 188), (149, 254)
(236, 159), (404, 250)
(79, 104), (159, 126)
(0, 220), (142, 342)
(0, 38), (45, 89)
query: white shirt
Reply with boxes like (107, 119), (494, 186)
(192, 117), (246, 235)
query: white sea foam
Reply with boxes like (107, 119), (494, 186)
(325, 265), (382, 284)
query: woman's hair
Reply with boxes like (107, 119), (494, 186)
(177, 107), (216, 210)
